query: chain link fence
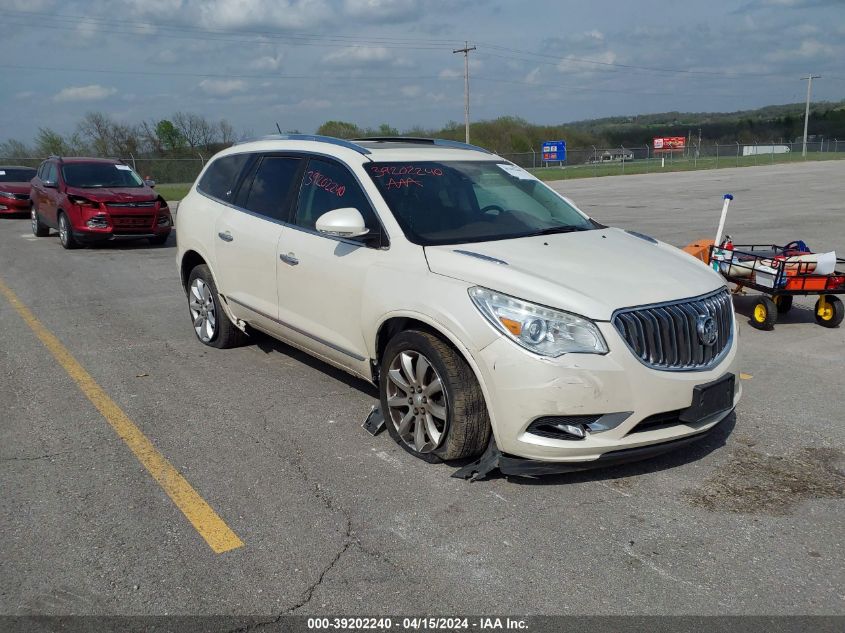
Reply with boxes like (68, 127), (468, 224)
(498, 140), (844, 178)
(3, 140), (843, 186)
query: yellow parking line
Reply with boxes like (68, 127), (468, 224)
(0, 276), (244, 554)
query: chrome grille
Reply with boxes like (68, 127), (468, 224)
(612, 288), (733, 371)
(107, 201), (155, 208)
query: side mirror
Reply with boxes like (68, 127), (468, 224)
(144, 179), (156, 188)
(43, 180), (57, 189)
(316, 207), (370, 238)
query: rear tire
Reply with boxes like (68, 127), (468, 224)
(148, 234), (169, 246)
(186, 264), (247, 348)
(31, 207), (49, 237)
(815, 295), (843, 328)
(774, 295), (793, 314)
(380, 329), (491, 463)
(750, 296), (777, 330)
(58, 212), (79, 249)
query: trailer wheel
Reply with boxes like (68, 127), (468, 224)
(774, 295), (793, 314)
(814, 296), (843, 328)
(750, 296), (777, 330)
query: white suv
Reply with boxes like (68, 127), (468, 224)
(176, 135), (740, 475)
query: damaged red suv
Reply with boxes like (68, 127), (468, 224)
(0, 166), (36, 215)
(30, 157), (172, 248)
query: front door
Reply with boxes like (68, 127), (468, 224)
(275, 157), (386, 375)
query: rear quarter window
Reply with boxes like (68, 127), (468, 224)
(197, 154), (250, 202)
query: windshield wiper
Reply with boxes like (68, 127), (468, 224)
(529, 225), (590, 236)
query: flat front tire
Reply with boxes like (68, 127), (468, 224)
(380, 329), (491, 463)
(186, 264), (246, 348)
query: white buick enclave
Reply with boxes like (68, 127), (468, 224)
(176, 135), (740, 475)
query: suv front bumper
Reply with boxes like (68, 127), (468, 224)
(473, 320), (741, 463)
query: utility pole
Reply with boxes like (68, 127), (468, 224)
(801, 74), (821, 157)
(453, 41), (476, 143)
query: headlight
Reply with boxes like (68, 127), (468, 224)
(0, 191), (17, 199)
(469, 287), (608, 357)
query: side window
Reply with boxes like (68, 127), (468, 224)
(45, 163), (58, 184)
(240, 156), (302, 221)
(37, 163), (45, 180)
(294, 159), (379, 234)
(197, 154), (249, 202)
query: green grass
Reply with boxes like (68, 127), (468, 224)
(155, 183), (192, 201)
(529, 151), (845, 181)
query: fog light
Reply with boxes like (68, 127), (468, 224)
(157, 214), (172, 227)
(86, 215), (109, 228)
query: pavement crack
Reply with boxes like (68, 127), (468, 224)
(0, 448), (87, 463)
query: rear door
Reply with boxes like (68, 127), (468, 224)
(213, 154), (303, 333)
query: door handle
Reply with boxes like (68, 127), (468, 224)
(217, 231), (233, 242)
(279, 253), (299, 266)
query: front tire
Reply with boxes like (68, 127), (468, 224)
(186, 264), (246, 348)
(750, 296), (777, 330)
(58, 212), (79, 249)
(380, 329), (491, 463)
(31, 207), (49, 237)
(148, 234), (169, 246)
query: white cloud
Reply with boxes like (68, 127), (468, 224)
(400, 85), (422, 98)
(53, 85), (118, 102)
(766, 37), (837, 61)
(14, 91), (35, 100)
(525, 67), (541, 85)
(198, 78), (248, 96)
(343, 0), (421, 22)
(250, 55), (284, 71)
(439, 68), (462, 79)
(323, 46), (393, 66)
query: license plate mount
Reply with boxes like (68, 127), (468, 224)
(679, 373), (735, 424)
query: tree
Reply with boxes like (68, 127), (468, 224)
(316, 120), (362, 139)
(155, 120), (185, 153)
(0, 139), (33, 159)
(219, 119), (236, 146)
(173, 112), (218, 150)
(34, 128), (73, 156)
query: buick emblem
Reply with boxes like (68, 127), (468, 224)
(696, 315), (718, 346)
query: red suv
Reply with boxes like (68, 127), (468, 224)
(30, 157), (172, 248)
(0, 166), (37, 215)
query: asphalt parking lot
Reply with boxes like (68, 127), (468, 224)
(1, 161), (843, 617)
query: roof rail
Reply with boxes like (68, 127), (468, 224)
(235, 134), (370, 155)
(353, 137), (493, 154)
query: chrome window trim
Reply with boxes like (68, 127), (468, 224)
(197, 149), (391, 250)
(611, 286), (734, 372)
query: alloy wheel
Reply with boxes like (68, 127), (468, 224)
(385, 350), (448, 453)
(59, 215), (69, 246)
(189, 278), (217, 343)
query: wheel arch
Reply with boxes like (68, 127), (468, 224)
(180, 249), (208, 293)
(372, 312), (500, 442)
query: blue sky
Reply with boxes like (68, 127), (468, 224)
(1, 0), (844, 143)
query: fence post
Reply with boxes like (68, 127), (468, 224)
(198, 152), (205, 167)
(645, 145), (650, 173)
(736, 141), (740, 167)
(715, 143), (719, 169)
(592, 146), (597, 177)
(621, 146), (625, 174)
(531, 147), (536, 169)
(129, 153), (137, 171)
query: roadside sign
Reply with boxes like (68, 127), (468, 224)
(654, 136), (685, 151)
(542, 140), (566, 162)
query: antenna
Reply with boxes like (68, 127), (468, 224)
(275, 122), (283, 134)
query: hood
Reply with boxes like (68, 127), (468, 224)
(0, 182), (32, 194)
(424, 227), (725, 321)
(66, 186), (157, 203)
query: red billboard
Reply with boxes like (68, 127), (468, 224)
(653, 136), (685, 151)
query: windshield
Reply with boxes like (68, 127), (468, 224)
(61, 163), (144, 188)
(366, 161), (596, 245)
(0, 168), (36, 183)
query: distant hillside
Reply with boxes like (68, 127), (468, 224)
(318, 100), (845, 152)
